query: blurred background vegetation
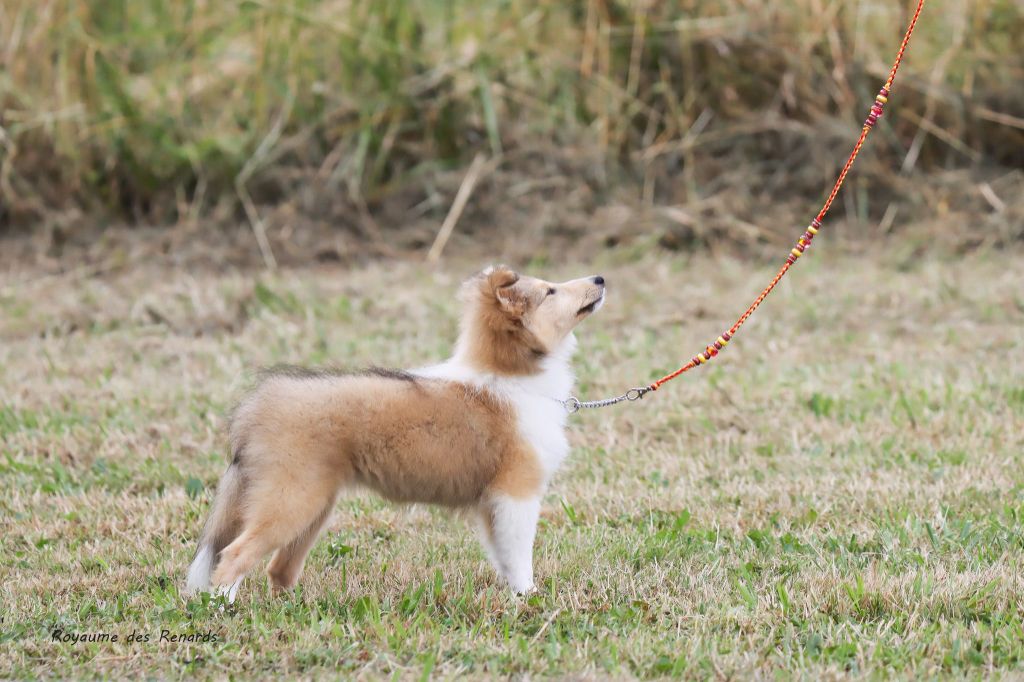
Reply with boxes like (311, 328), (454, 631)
(1, 0), (1022, 264)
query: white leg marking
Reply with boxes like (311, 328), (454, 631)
(215, 577), (243, 604)
(228, 576), (242, 603)
(488, 495), (541, 594)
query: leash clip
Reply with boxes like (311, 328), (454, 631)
(625, 387), (650, 401)
(563, 397), (582, 414)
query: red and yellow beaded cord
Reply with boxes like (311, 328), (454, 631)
(564, 0), (926, 413)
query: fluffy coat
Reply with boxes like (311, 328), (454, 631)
(186, 266), (604, 598)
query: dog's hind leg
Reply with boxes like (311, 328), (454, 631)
(266, 495), (337, 593)
(210, 464), (344, 600)
(210, 524), (283, 600)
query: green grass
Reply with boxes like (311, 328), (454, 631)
(2, 250), (1024, 678)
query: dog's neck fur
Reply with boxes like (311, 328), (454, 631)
(447, 330), (576, 400)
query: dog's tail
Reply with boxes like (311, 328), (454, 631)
(184, 459), (245, 595)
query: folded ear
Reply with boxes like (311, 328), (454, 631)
(486, 265), (519, 291)
(486, 265), (524, 315)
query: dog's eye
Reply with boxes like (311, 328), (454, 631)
(546, 288), (556, 296)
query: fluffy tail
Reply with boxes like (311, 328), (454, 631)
(185, 462), (244, 594)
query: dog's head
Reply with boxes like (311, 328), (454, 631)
(457, 265), (605, 375)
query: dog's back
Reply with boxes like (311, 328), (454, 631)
(235, 367), (530, 505)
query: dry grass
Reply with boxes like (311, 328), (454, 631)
(2, 0), (1022, 236)
(2, 245), (1023, 678)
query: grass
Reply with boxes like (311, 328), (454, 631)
(2, 0), (1022, 226)
(2, 246), (1023, 678)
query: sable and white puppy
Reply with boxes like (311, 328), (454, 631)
(185, 266), (605, 600)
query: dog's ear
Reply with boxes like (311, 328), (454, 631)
(486, 266), (525, 315)
(487, 265), (519, 291)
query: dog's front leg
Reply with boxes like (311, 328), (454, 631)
(485, 494), (541, 594)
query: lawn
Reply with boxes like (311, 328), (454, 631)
(2, 247), (1023, 678)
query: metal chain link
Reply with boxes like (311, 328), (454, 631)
(561, 387), (652, 413)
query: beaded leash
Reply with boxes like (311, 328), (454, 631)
(564, 0), (926, 413)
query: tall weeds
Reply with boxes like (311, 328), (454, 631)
(0, 0), (1021, 226)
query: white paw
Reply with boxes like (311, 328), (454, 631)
(215, 578), (242, 604)
(509, 580), (536, 596)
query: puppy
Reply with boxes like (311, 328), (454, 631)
(185, 266), (605, 599)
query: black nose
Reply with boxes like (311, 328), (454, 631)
(593, 275), (605, 285)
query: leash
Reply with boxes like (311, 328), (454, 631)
(564, 0), (927, 414)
